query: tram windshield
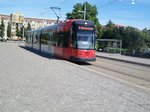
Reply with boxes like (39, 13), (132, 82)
(76, 31), (94, 49)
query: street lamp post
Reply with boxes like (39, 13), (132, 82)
(78, 4), (86, 20)
(22, 25), (24, 40)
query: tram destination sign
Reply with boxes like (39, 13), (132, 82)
(78, 26), (94, 31)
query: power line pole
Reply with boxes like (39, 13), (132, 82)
(83, 4), (86, 20)
(22, 25), (24, 39)
(78, 3), (86, 20)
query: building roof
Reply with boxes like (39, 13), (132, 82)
(0, 14), (10, 20)
(0, 13), (57, 23)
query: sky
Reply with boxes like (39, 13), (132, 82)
(0, 0), (150, 29)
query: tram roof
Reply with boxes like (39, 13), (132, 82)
(26, 19), (94, 33)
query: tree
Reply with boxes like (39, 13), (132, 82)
(26, 23), (31, 31)
(66, 3), (83, 19)
(24, 23), (31, 37)
(16, 25), (24, 38)
(16, 28), (21, 37)
(101, 20), (148, 53)
(147, 29), (150, 47)
(66, 2), (102, 37)
(7, 22), (11, 38)
(140, 28), (150, 48)
(105, 20), (115, 29)
(20, 26), (24, 38)
(0, 19), (5, 38)
(66, 2), (100, 25)
(122, 26), (146, 52)
(101, 20), (115, 39)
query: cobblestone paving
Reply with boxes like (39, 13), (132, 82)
(0, 42), (150, 112)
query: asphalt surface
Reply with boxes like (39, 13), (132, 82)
(0, 42), (150, 112)
(86, 57), (150, 90)
(96, 52), (150, 67)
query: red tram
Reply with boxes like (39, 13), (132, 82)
(25, 19), (96, 62)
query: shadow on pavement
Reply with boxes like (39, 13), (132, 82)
(19, 46), (56, 60)
(20, 46), (92, 66)
(71, 61), (92, 66)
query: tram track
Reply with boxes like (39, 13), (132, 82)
(84, 57), (150, 88)
(91, 62), (150, 82)
(95, 57), (150, 72)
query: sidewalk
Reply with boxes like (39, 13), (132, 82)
(96, 52), (150, 67)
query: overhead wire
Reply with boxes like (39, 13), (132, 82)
(100, 0), (120, 8)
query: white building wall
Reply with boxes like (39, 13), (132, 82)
(4, 20), (9, 39)
(1, 13), (56, 39)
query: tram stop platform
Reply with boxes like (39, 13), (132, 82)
(96, 52), (150, 67)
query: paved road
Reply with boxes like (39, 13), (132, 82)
(87, 57), (150, 89)
(0, 42), (150, 112)
(96, 52), (150, 67)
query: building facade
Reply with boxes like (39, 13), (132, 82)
(0, 13), (56, 40)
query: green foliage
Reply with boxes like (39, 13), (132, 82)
(16, 28), (21, 37)
(16, 26), (24, 38)
(26, 23), (31, 31)
(7, 22), (11, 37)
(140, 28), (150, 48)
(123, 27), (142, 51)
(106, 20), (115, 28)
(102, 20), (115, 39)
(101, 20), (150, 53)
(67, 3), (150, 53)
(66, 2), (102, 38)
(96, 25), (103, 39)
(24, 23), (31, 37)
(66, 3), (83, 19)
(0, 19), (5, 38)
(66, 2), (100, 25)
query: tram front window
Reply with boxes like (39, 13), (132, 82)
(76, 31), (94, 49)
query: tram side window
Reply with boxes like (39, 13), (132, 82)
(33, 33), (37, 43)
(35, 32), (40, 43)
(58, 33), (63, 47)
(41, 33), (49, 45)
(63, 32), (69, 47)
(49, 32), (53, 41)
(34, 33), (39, 43)
(71, 32), (76, 48)
(57, 32), (69, 47)
(52, 32), (57, 46)
(26, 34), (29, 43)
(26, 34), (32, 43)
